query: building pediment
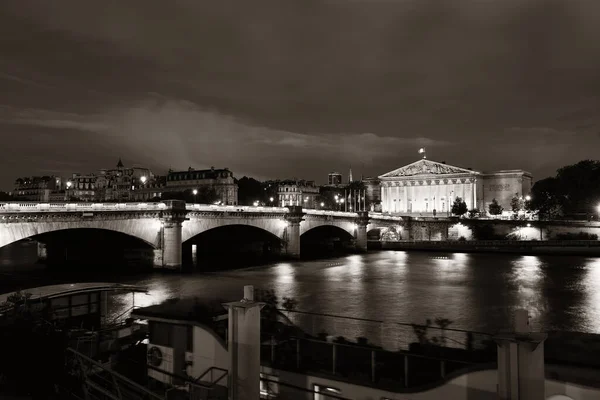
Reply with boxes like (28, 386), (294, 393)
(378, 159), (478, 179)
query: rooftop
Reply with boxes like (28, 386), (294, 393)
(0, 282), (148, 303)
(131, 297), (228, 325)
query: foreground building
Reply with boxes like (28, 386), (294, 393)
(379, 159), (532, 215)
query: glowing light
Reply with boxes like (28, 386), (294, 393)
(269, 197), (274, 202)
(525, 195), (531, 201)
(527, 223), (531, 227)
(66, 181), (72, 188)
(192, 189), (198, 195)
(140, 176), (147, 184)
(320, 202), (325, 207)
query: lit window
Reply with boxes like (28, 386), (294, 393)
(314, 384), (340, 400)
(260, 373), (278, 398)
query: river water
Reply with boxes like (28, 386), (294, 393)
(2, 243), (600, 342)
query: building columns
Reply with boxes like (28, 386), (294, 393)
(355, 212), (370, 252)
(283, 206), (304, 259)
(153, 200), (188, 270)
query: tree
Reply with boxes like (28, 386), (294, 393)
(467, 208), (480, 219)
(162, 187), (220, 204)
(451, 197), (468, 216)
(236, 177), (264, 206)
(526, 160), (600, 219)
(317, 186), (344, 210)
(0, 191), (14, 201)
(527, 177), (564, 220)
(488, 198), (503, 216)
(555, 160), (600, 215)
(510, 196), (523, 213)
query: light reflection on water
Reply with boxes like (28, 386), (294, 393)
(4, 249), (600, 338)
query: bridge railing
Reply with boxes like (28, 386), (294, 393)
(0, 201), (371, 219)
(304, 209), (358, 217)
(186, 203), (288, 213)
(0, 202), (168, 213)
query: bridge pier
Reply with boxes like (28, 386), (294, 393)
(283, 206), (304, 259)
(154, 200), (188, 270)
(37, 242), (48, 264)
(355, 212), (370, 253)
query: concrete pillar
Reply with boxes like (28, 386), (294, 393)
(162, 221), (182, 269)
(283, 206), (304, 259)
(355, 211), (370, 252)
(223, 285), (265, 400)
(191, 244), (198, 268)
(494, 309), (547, 400)
(154, 200), (188, 270)
(37, 242), (48, 263)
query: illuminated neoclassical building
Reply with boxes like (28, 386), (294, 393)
(378, 159), (532, 215)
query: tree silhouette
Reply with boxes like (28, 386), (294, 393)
(488, 198), (503, 215)
(451, 197), (468, 216)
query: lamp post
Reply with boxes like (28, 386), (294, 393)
(192, 189), (198, 204)
(65, 181), (73, 201)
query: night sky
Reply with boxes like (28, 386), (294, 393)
(1, 0), (600, 191)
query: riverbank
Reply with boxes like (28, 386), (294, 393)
(374, 240), (600, 256)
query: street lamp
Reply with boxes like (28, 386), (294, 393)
(192, 189), (198, 203)
(525, 195), (531, 201)
(140, 176), (147, 185)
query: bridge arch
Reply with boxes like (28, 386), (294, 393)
(300, 218), (356, 237)
(0, 219), (162, 249)
(181, 217), (287, 243)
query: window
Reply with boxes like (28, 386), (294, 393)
(260, 373), (278, 398)
(313, 384), (340, 400)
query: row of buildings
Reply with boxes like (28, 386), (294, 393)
(11, 157), (532, 216)
(12, 160), (238, 205)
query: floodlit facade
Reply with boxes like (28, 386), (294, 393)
(277, 179), (319, 208)
(165, 167), (238, 205)
(379, 159), (532, 215)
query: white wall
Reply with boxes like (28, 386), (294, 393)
(191, 325), (229, 382)
(260, 367), (600, 400)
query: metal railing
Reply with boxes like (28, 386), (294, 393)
(276, 309), (494, 352)
(194, 366), (228, 387)
(66, 347), (165, 400)
(0, 202), (168, 213)
(385, 239), (600, 247)
(0, 201), (361, 218)
(261, 335), (493, 390)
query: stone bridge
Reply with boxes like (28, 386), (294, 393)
(0, 200), (411, 270)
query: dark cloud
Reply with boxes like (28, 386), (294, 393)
(1, 0), (599, 190)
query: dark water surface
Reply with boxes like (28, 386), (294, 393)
(2, 244), (600, 336)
